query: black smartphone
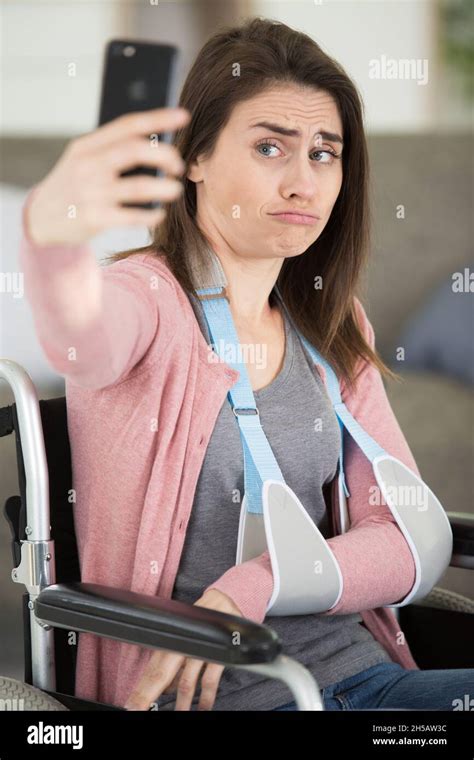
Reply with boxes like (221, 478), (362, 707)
(98, 39), (180, 210)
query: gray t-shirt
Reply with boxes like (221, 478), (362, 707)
(159, 292), (391, 711)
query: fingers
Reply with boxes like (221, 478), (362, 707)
(125, 653), (225, 711)
(160, 660), (225, 711)
(197, 663), (225, 712)
(173, 661), (225, 711)
(124, 651), (185, 711)
(174, 659), (206, 712)
(162, 664), (184, 695)
(113, 175), (184, 205)
(103, 139), (186, 176)
(81, 107), (191, 151)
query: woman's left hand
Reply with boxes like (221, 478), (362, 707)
(124, 589), (242, 711)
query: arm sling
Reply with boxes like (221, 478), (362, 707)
(194, 256), (453, 617)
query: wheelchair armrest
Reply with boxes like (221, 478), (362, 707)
(34, 582), (281, 666)
(447, 512), (474, 569)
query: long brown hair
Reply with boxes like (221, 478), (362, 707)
(108, 16), (400, 394)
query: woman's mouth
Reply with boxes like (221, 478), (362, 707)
(268, 212), (320, 226)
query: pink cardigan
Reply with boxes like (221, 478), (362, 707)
(19, 187), (419, 709)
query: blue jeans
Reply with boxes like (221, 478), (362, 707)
(272, 662), (474, 711)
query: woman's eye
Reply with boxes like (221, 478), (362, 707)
(255, 142), (339, 164)
(311, 150), (337, 164)
(256, 142), (281, 157)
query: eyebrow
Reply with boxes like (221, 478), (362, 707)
(249, 121), (344, 146)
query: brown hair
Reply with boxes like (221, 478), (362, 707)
(108, 16), (400, 393)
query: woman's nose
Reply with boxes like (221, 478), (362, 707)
(281, 158), (319, 201)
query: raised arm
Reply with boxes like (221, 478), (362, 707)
(18, 108), (190, 390)
(21, 196), (163, 390)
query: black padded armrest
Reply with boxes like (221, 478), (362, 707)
(446, 512), (474, 570)
(447, 512), (474, 566)
(35, 583), (281, 665)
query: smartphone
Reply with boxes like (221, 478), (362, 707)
(98, 39), (180, 210)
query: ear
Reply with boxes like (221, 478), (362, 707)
(186, 156), (204, 183)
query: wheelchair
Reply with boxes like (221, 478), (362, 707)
(0, 358), (473, 712)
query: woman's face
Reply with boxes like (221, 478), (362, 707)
(187, 83), (344, 261)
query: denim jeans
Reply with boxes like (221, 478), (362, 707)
(272, 662), (474, 711)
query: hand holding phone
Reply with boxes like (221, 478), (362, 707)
(26, 107), (190, 248)
(25, 39), (190, 247)
(98, 40), (182, 210)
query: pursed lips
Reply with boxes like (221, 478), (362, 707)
(268, 211), (321, 225)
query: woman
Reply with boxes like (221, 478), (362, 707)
(20, 17), (473, 711)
